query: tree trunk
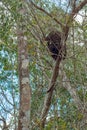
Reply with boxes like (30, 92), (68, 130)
(17, 28), (31, 130)
(17, 1), (31, 130)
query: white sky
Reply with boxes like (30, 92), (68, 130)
(75, 14), (83, 24)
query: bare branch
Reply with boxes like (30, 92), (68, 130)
(30, 1), (63, 27)
(72, 0), (87, 16)
(40, 57), (61, 128)
(60, 65), (83, 111)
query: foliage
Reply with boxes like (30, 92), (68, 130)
(0, 0), (87, 130)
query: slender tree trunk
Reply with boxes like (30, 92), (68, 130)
(41, 57), (61, 128)
(17, 1), (31, 130)
(18, 29), (31, 130)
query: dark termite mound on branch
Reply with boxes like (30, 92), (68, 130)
(45, 30), (66, 60)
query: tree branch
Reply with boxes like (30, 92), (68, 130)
(60, 65), (83, 111)
(72, 0), (87, 16)
(40, 30), (69, 128)
(40, 57), (61, 128)
(64, 0), (87, 36)
(30, 1), (63, 27)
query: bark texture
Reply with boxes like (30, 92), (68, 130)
(18, 29), (31, 130)
(17, 1), (31, 130)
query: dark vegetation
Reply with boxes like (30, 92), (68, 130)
(45, 30), (66, 60)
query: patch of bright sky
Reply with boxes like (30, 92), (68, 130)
(75, 14), (83, 24)
(50, 0), (71, 12)
(74, 9), (86, 24)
